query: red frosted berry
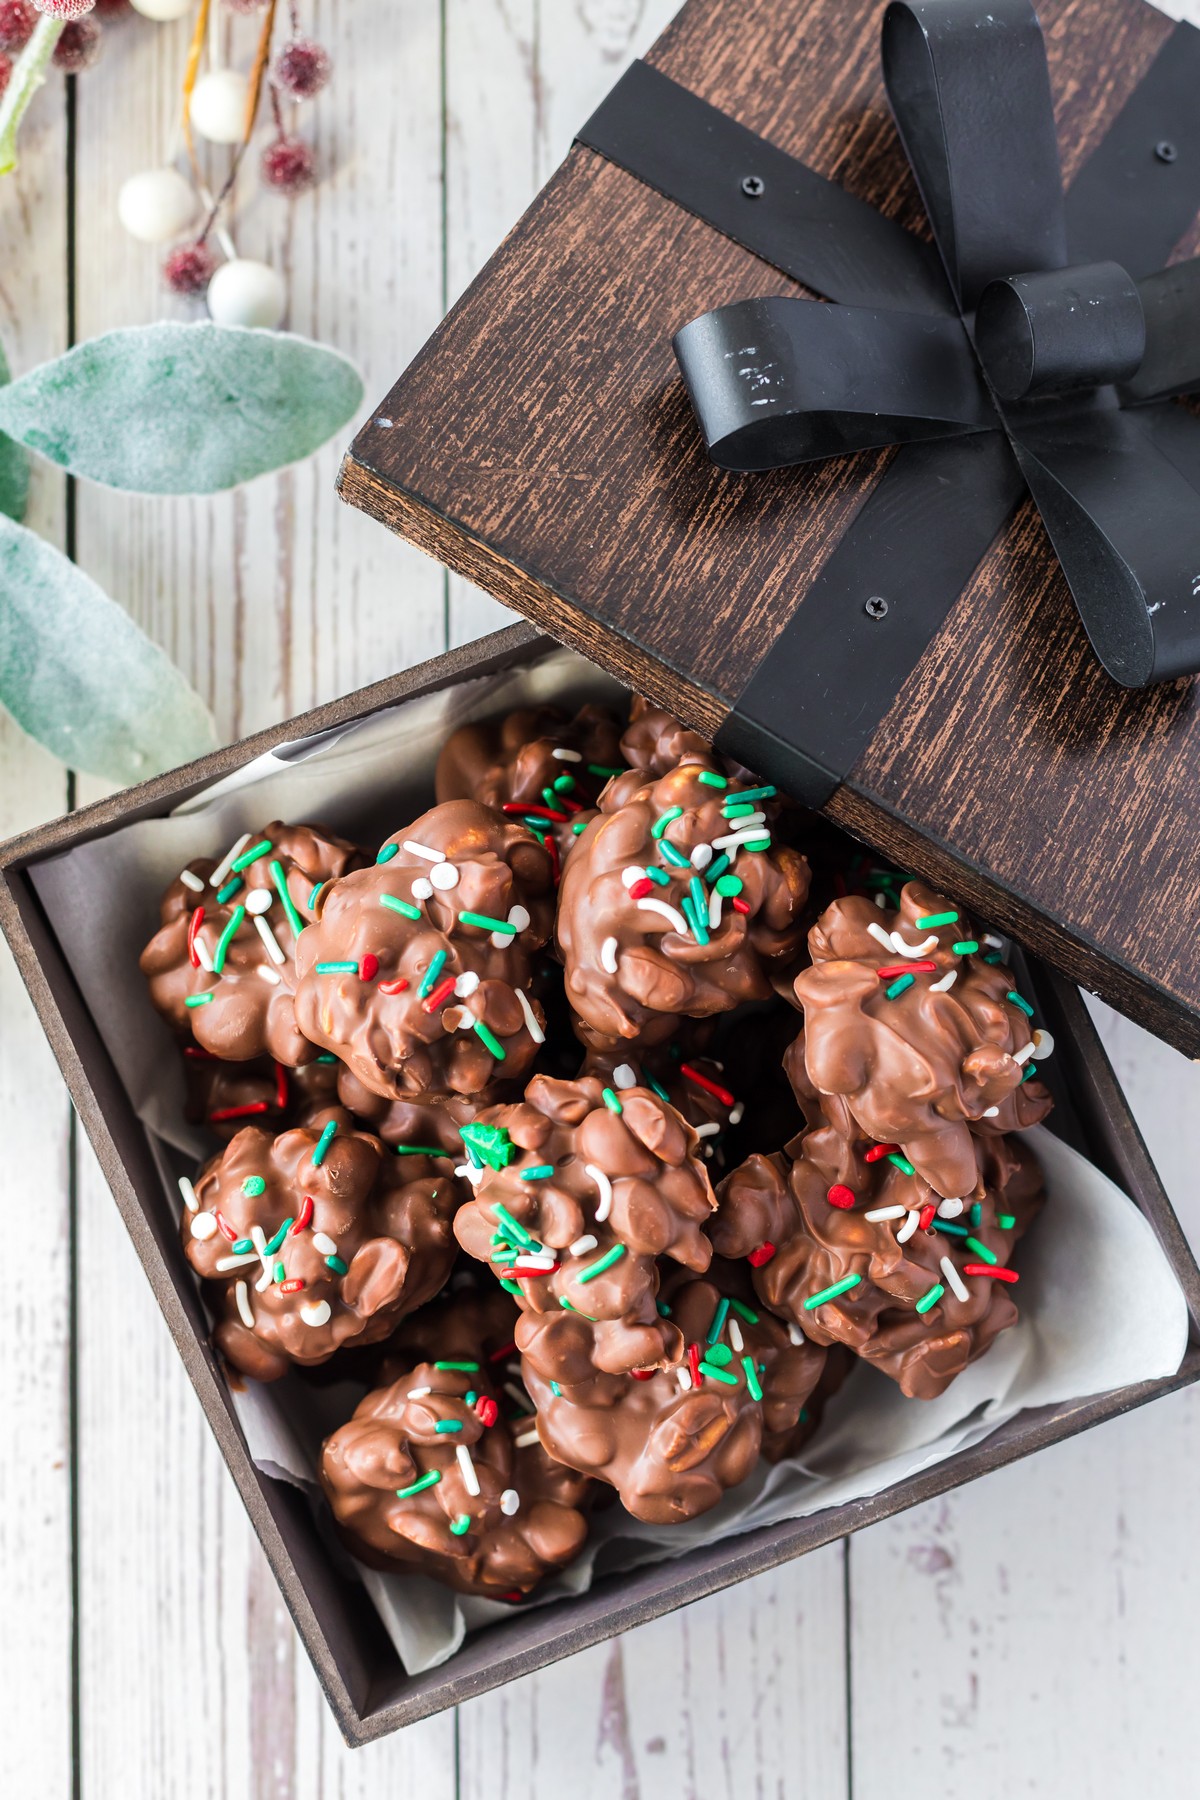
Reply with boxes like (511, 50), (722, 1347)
(163, 239), (217, 298)
(260, 133), (315, 193)
(33, 0), (95, 18)
(271, 36), (330, 100)
(0, 0), (34, 49)
(52, 13), (100, 66)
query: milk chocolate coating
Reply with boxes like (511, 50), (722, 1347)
(435, 702), (627, 862)
(183, 1122), (466, 1381)
(522, 1260), (839, 1524)
(294, 801), (555, 1103)
(579, 1043), (741, 1171)
(453, 1073), (717, 1384)
(712, 1125), (1044, 1400)
(320, 1289), (591, 1596)
(557, 762), (811, 1044)
(140, 821), (365, 1065)
(183, 1049), (345, 1140)
(790, 881), (1052, 1198)
(335, 1066), (511, 1154)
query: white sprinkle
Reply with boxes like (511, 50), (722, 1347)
(612, 1063), (637, 1090)
(456, 1161), (485, 1187)
(637, 897), (690, 935)
(694, 1121), (720, 1139)
(690, 843), (713, 869)
(930, 969), (958, 992)
(408, 1386), (432, 1398)
(300, 1299), (332, 1327)
(1033, 1029), (1055, 1058)
(938, 1198), (965, 1218)
(500, 1487), (521, 1514)
(216, 1252), (261, 1272)
(621, 865), (647, 890)
(1012, 1040), (1037, 1065)
(178, 1176), (199, 1213)
(982, 1105), (1000, 1118)
(254, 914), (286, 966)
(256, 965), (282, 985)
(503, 1381), (532, 1411)
(513, 1427), (540, 1449)
(875, 893), (888, 908)
(897, 1209), (921, 1244)
(514, 1254), (557, 1271)
(245, 887), (273, 915)
(864, 1204), (907, 1222)
(787, 1322), (807, 1345)
(312, 1231), (338, 1256)
(552, 746), (582, 763)
(867, 921), (895, 952)
(456, 1443), (481, 1496)
(250, 1225), (274, 1291)
(430, 861), (460, 890)
(708, 888), (724, 931)
(890, 932), (940, 958)
(982, 933), (1005, 949)
(403, 839), (445, 863)
(508, 905), (531, 932)
(726, 810), (766, 830)
(729, 1317), (744, 1353)
(515, 986), (545, 1045)
(941, 1256), (970, 1303)
(570, 1233), (598, 1256)
(180, 868), (205, 894)
(676, 1367), (693, 1391)
(729, 1102), (745, 1125)
(189, 1211), (218, 1239)
(210, 833), (252, 889)
(455, 971), (480, 998)
(235, 1280), (254, 1328)
(412, 877), (434, 900)
(711, 830), (770, 851)
(193, 934), (214, 973)
(586, 1162), (614, 1223)
(600, 936), (619, 974)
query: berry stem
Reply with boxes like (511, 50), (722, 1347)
(0, 12), (64, 177)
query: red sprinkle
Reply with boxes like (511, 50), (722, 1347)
(875, 960), (937, 978)
(688, 1342), (703, 1386)
(963, 1264), (1019, 1282)
(474, 1395), (499, 1427)
(421, 975), (458, 1014)
(278, 1278), (305, 1294)
(748, 1241), (776, 1267)
(290, 1194), (314, 1235)
(545, 832), (562, 886)
(512, 1262), (560, 1277)
(865, 1143), (901, 1163)
(629, 876), (653, 899)
(499, 1591), (525, 1603)
(209, 1101), (269, 1122)
(731, 897), (752, 914)
(502, 802), (569, 823)
(827, 1184), (856, 1210)
(359, 952), (379, 982)
(560, 794), (585, 813)
(274, 1061), (289, 1111)
(379, 977), (410, 996)
(214, 1211), (237, 1243)
(918, 1203), (937, 1232)
(488, 1340), (518, 1363)
(630, 1368), (655, 1381)
(680, 1062), (736, 1108)
(187, 905), (205, 968)
(183, 1047), (220, 1060)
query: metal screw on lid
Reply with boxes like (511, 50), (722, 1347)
(740, 174), (765, 197)
(864, 595), (889, 619)
(1154, 140), (1178, 164)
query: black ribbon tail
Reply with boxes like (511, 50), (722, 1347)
(672, 295), (991, 470)
(1120, 259), (1200, 406)
(1011, 408), (1200, 685)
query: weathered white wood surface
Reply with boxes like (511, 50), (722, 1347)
(2, 1), (1200, 1794)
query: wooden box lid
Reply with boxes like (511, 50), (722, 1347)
(339, 0), (1200, 1057)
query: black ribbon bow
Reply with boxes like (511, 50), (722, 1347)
(673, 0), (1200, 689)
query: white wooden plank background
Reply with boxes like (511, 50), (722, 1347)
(1, 1), (1198, 1792)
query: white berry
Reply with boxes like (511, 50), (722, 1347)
(129, 0), (194, 17)
(207, 259), (287, 330)
(117, 168), (198, 244)
(190, 69), (251, 146)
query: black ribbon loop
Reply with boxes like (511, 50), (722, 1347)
(976, 262), (1145, 402)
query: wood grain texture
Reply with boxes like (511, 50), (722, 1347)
(342, 0), (1200, 1058)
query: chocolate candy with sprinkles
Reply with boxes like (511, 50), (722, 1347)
(618, 696), (760, 787)
(334, 1066), (514, 1154)
(578, 1039), (743, 1169)
(712, 1124), (1044, 1400)
(140, 821), (365, 1066)
(556, 760), (811, 1046)
(789, 881), (1053, 1199)
(182, 1121), (467, 1381)
(293, 800), (555, 1103)
(182, 1048), (347, 1141)
(320, 1287), (592, 1597)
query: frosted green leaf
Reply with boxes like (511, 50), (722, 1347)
(0, 338), (30, 523)
(0, 516), (218, 784)
(0, 322), (364, 494)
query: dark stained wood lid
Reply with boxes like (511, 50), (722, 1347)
(339, 0), (1200, 1056)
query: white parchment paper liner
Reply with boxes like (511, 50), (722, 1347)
(28, 648), (1189, 1677)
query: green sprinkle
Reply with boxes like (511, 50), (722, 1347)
(602, 1086), (623, 1114)
(998, 1213), (1016, 1230)
(232, 1238), (253, 1254)
(969, 1203), (983, 1228)
(698, 1361), (738, 1386)
(472, 1019), (507, 1061)
(435, 1360), (480, 1372)
(983, 951), (1004, 965)
(308, 881), (327, 911)
(887, 1153), (916, 1176)
(491, 1248), (517, 1265)
(572, 820), (589, 836)
(264, 860), (303, 940)
(434, 1420), (463, 1434)
(552, 773), (575, 793)
(656, 1301), (672, 1317)
(698, 771), (728, 788)
(707, 1297), (731, 1345)
(651, 807), (683, 839)
(658, 838), (691, 869)
(419, 949), (448, 998)
(185, 993), (213, 1008)
(395, 1145), (449, 1157)
(212, 904), (246, 974)
(316, 1053), (337, 1064)
(311, 1121), (337, 1167)
(493, 1203), (534, 1248)
(396, 1469), (440, 1499)
(459, 910), (515, 934)
(952, 940), (979, 955)
(541, 787), (558, 810)
(499, 1279), (522, 1296)
(1007, 990), (1035, 1017)
(231, 839), (273, 873)
(730, 785), (776, 804)
(742, 1356), (763, 1401)
(316, 960), (357, 974)
(932, 1220), (969, 1237)
(916, 1283), (945, 1314)
(886, 974), (915, 999)
(380, 894), (422, 921)
(325, 1254), (349, 1276)
(804, 1273), (862, 1311)
(706, 1342), (733, 1367)
(966, 1236), (998, 1265)
(1022, 1062), (1039, 1081)
(263, 1217), (292, 1251)
(739, 835), (771, 852)
(450, 1515), (471, 1536)
(550, 1380), (562, 1396)
(730, 1298), (759, 1325)
(215, 876), (244, 905)
(576, 1244), (627, 1285)
(460, 1121), (517, 1170)
(274, 1261), (285, 1283)
(376, 842), (399, 864)
(689, 874), (709, 920)
(588, 763), (625, 778)
(714, 873), (743, 897)
(646, 1075), (670, 1103)
(465, 1390), (477, 1405)
(915, 910), (958, 930)
(523, 817), (548, 835)
(722, 802), (758, 819)
(645, 865), (671, 886)
(681, 893), (709, 946)
(558, 1295), (596, 1320)
(799, 1408), (810, 1426)
(522, 1164), (556, 1181)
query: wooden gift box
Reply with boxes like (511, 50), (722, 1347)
(2, 625), (1199, 1744)
(339, 0), (1200, 1061)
